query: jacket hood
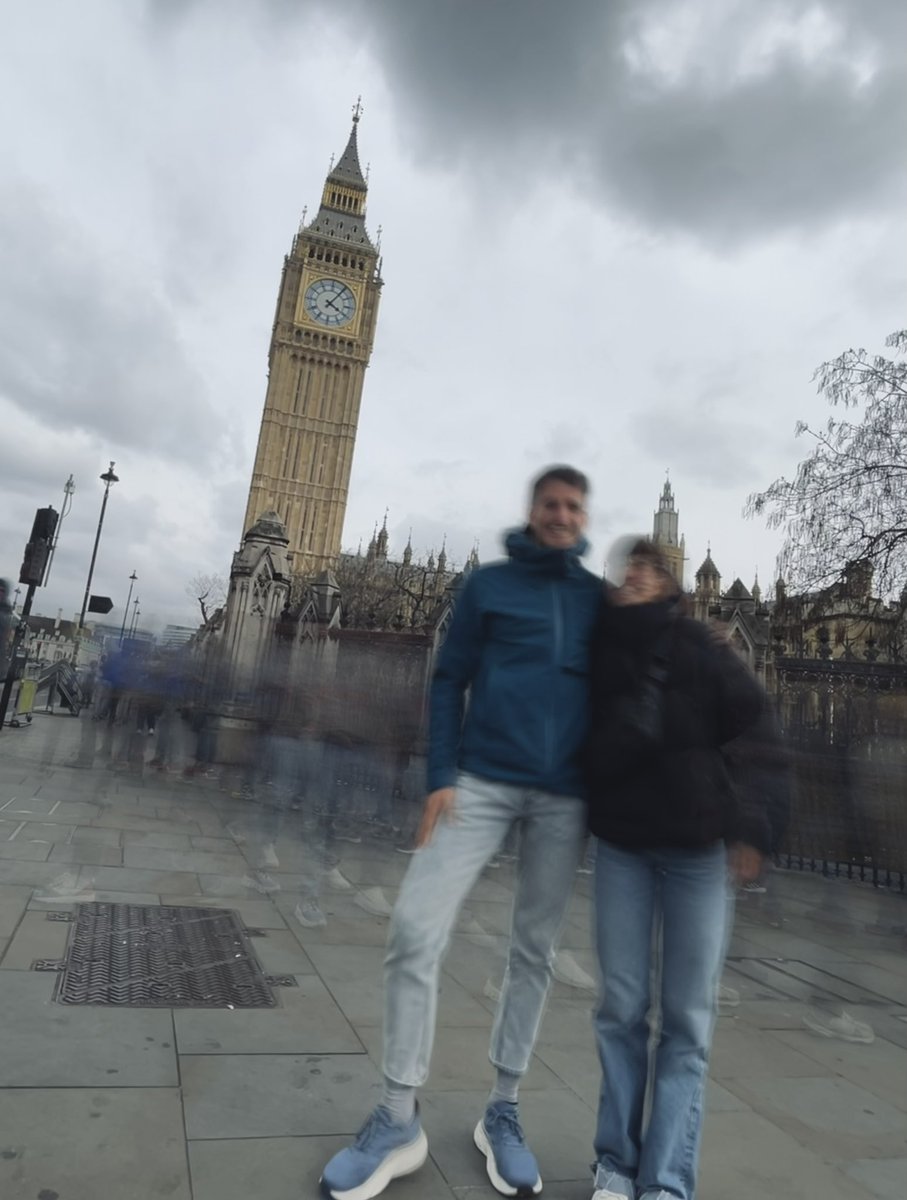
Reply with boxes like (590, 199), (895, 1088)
(504, 527), (590, 574)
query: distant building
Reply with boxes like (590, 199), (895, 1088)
(652, 474), (685, 588)
(24, 612), (103, 670)
(161, 624), (197, 650)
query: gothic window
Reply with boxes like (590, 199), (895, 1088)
(308, 246), (315, 257)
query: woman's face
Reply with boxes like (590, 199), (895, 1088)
(613, 556), (672, 606)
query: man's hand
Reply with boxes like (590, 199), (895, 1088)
(728, 842), (763, 884)
(415, 787), (457, 848)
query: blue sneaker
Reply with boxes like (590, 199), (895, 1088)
(473, 1100), (542, 1197)
(320, 1105), (428, 1200)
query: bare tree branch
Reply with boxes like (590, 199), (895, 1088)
(186, 573), (228, 624)
(747, 331), (907, 597)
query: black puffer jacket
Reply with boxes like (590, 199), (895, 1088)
(586, 598), (770, 852)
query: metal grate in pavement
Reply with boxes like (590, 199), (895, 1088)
(54, 903), (276, 1008)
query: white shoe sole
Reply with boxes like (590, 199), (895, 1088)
(473, 1120), (542, 1197)
(320, 1128), (428, 1200)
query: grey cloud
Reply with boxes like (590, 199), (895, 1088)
(191, 0), (905, 244)
(628, 407), (761, 487)
(0, 182), (217, 463)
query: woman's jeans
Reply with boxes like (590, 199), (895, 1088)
(383, 771), (585, 1087)
(593, 839), (731, 1200)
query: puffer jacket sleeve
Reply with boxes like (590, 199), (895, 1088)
(426, 573), (485, 792)
(723, 702), (793, 855)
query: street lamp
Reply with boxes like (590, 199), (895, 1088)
(129, 597), (140, 638)
(78, 462), (119, 632)
(119, 571), (137, 645)
(44, 474), (75, 586)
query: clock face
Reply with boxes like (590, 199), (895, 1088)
(303, 278), (357, 327)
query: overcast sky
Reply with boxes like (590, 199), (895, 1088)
(1, 0), (905, 631)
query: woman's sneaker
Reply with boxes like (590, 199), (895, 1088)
(295, 899), (327, 928)
(320, 1105), (428, 1199)
(474, 1100), (542, 1197)
(591, 1163), (635, 1199)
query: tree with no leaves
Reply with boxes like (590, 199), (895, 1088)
(748, 331), (907, 598)
(186, 574), (227, 624)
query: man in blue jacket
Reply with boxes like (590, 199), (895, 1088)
(321, 466), (601, 1200)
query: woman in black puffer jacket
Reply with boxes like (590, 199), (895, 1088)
(585, 539), (768, 1200)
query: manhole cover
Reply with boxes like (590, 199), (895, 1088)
(54, 903), (276, 1008)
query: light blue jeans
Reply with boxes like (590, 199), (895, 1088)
(383, 771), (585, 1087)
(593, 840), (731, 1200)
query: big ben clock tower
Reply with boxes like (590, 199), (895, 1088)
(243, 103), (383, 575)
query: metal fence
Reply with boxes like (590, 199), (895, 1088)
(774, 657), (907, 891)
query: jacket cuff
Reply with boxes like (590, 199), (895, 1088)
(427, 766), (458, 793)
(733, 814), (772, 856)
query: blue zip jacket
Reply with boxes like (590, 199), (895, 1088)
(427, 528), (601, 796)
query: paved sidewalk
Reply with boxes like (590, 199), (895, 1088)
(0, 713), (904, 1199)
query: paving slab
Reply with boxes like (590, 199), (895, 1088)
(841, 1157), (907, 1200)
(0, 796), (74, 819)
(122, 830), (195, 850)
(0, 884), (32, 936)
(199, 870), (307, 897)
(28, 889), (163, 909)
(25, 802), (104, 824)
(0, 859), (70, 887)
(181, 1052), (382, 1139)
(48, 842), (124, 866)
(698, 1108), (881, 1200)
(175, 974), (363, 1056)
(91, 811), (205, 835)
(0, 839), (53, 861)
(74, 864), (203, 893)
(771, 1026), (907, 1113)
(0, 971), (178, 1086)
(0, 1087), (190, 1200)
(188, 1134), (455, 1200)
(162, 893), (289, 929)
(124, 846), (248, 874)
(710, 1023), (831, 1081)
(248, 928), (316, 975)
(0, 910), (70, 969)
(68, 823), (123, 845)
(729, 1074), (907, 1162)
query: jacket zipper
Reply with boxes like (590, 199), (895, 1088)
(546, 581), (563, 776)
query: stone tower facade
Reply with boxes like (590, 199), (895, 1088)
(243, 107), (383, 575)
(652, 475), (685, 587)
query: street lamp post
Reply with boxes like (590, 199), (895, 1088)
(128, 598), (140, 638)
(119, 572), (138, 645)
(44, 474), (75, 586)
(78, 462), (119, 632)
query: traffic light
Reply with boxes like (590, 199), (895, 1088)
(29, 507), (59, 544)
(19, 506), (59, 587)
